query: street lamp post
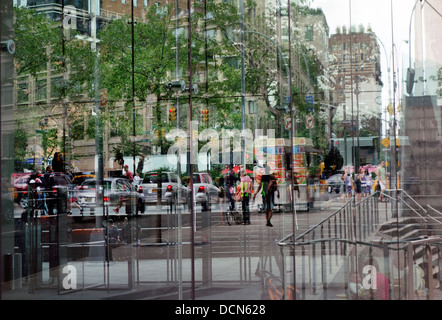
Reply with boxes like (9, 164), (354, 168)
(240, 0), (246, 168)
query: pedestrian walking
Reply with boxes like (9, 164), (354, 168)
(240, 168), (253, 225)
(254, 165), (277, 227)
(43, 165), (55, 214)
(344, 170), (353, 202)
(225, 164), (237, 211)
(136, 185), (145, 215)
(377, 161), (387, 202)
(123, 164), (134, 182)
(355, 168), (363, 202)
(362, 168), (372, 197)
(120, 217), (142, 245)
(105, 219), (120, 261)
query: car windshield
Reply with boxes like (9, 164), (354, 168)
(192, 174), (201, 183)
(143, 173), (170, 183)
(328, 175), (342, 182)
(143, 174), (158, 183)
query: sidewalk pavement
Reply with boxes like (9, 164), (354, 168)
(2, 197), (348, 300)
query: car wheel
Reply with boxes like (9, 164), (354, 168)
(202, 199), (209, 211)
(226, 212), (233, 225)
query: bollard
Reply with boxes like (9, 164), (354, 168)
(13, 253), (23, 290)
(3, 253), (13, 290)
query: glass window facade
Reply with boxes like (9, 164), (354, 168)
(2, 0), (442, 301)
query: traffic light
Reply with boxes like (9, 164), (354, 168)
(169, 106), (176, 122)
(155, 129), (165, 139)
(202, 108), (209, 122)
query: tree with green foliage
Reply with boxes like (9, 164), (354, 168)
(99, 5), (181, 157)
(14, 7), (97, 170)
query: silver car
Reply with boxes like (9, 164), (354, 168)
(193, 172), (220, 211)
(77, 178), (136, 209)
(134, 172), (190, 205)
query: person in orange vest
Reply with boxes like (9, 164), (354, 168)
(240, 168), (253, 225)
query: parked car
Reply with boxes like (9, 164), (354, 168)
(77, 177), (137, 209)
(14, 172), (71, 209)
(71, 171), (95, 186)
(134, 172), (190, 206)
(193, 172), (220, 211)
(13, 174), (34, 208)
(325, 173), (344, 194)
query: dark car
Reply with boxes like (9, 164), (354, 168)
(325, 174), (344, 194)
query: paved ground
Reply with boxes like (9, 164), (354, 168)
(3, 196), (348, 300)
(4, 194), (441, 300)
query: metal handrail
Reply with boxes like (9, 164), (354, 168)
(278, 198), (353, 245)
(277, 189), (442, 300)
(399, 189), (427, 213)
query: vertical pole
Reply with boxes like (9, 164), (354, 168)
(287, 0), (297, 299)
(187, 0), (195, 300)
(240, 0), (245, 167)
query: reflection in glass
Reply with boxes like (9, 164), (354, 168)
(2, 0), (442, 301)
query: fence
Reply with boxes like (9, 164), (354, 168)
(278, 191), (442, 300)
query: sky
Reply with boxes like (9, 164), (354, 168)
(307, 0), (417, 134)
(309, 0), (416, 90)
(309, 0), (415, 49)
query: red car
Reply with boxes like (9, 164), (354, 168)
(13, 172), (71, 209)
(13, 174), (34, 208)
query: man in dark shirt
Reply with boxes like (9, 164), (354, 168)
(105, 219), (120, 261)
(43, 165), (55, 214)
(225, 164), (237, 211)
(254, 165), (277, 227)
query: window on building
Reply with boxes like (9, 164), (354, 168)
(51, 77), (63, 99)
(206, 28), (216, 40)
(248, 100), (257, 114)
(223, 56), (239, 69)
(36, 79), (47, 101)
(304, 26), (313, 41)
(17, 82), (28, 104)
